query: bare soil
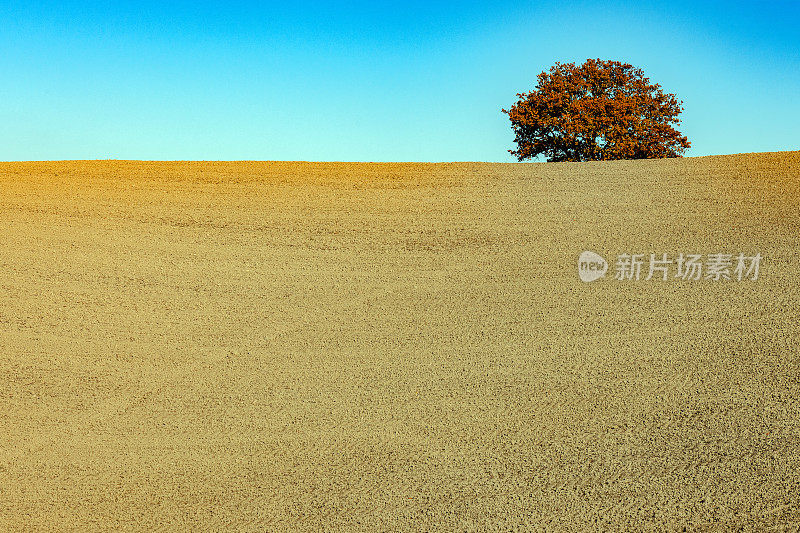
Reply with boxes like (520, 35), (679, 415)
(1, 153), (799, 530)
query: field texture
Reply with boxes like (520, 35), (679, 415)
(1, 153), (799, 530)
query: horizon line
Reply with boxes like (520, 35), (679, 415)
(1, 150), (798, 165)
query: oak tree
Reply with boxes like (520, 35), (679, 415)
(503, 59), (690, 162)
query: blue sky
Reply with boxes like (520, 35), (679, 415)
(1, 0), (798, 161)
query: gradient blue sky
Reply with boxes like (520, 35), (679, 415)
(1, 0), (798, 161)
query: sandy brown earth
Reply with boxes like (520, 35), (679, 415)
(1, 153), (799, 531)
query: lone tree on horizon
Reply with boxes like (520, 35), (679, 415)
(503, 59), (691, 162)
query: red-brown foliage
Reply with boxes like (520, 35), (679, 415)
(503, 59), (691, 162)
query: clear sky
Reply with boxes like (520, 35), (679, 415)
(1, 0), (798, 162)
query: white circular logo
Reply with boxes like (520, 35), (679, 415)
(578, 251), (607, 282)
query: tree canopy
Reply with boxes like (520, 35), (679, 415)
(503, 59), (691, 162)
